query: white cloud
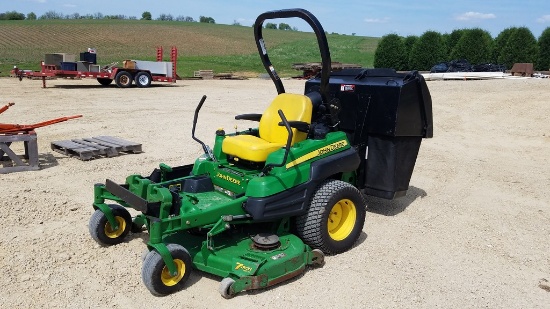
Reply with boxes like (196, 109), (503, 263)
(33, 0), (47, 3)
(455, 12), (496, 21)
(536, 15), (550, 23)
(364, 17), (389, 23)
(63, 4), (77, 8)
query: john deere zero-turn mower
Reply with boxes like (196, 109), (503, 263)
(88, 9), (433, 298)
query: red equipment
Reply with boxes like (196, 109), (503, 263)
(0, 103), (82, 133)
(11, 47), (178, 88)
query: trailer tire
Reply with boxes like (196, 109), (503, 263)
(295, 179), (366, 255)
(97, 78), (113, 86)
(115, 71), (133, 88)
(135, 72), (152, 88)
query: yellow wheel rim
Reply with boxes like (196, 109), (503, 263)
(327, 198), (357, 241)
(104, 216), (126, 239)
(161, 259), (185, 286)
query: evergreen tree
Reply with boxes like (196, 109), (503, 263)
(537, 27), (550, 70)
(373, 34), (406, 70)
(408, 31), (447, 71)
(498, 27), (538, 69)
(492, 27), (515, 63)
(402, 35), (418, 70)
(450, 28), (493, 64)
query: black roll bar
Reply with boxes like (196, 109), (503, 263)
(253, 8), (332, 103)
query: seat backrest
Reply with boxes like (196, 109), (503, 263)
(259, 93), (313, 145)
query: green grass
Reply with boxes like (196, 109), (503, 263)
(0, 19), (379, 77)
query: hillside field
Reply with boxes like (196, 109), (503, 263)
(0, 19), (378, 77)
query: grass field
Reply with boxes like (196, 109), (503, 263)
(0, 19), (378, 77)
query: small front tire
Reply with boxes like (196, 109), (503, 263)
(142, 244), (192, 296)
(219, 277), (236, 299)
(89, 204), (132, 246)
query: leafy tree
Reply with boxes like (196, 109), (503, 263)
(39, 11), (64, 19)
(492, 27), (515, 63)
(374, 34), (407, 70)
(199, 16), (215, 23)
(278, 22), (292, 30)
(498, 27), (538, 69)
(537, 27), (550, 70)
(0, 11), (25, 20)
(450, 28), (493, 64)
(141, 11), (152, 20)
(175, 15), (194, 22)
(408, 31), (447, 71)
(26, 12), (37, 20)
(232, 20), (241, 26)
(157, 14), (173, 21)
(265, 22), (277, 29)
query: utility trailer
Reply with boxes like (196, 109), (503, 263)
(11, 47), (178, 88)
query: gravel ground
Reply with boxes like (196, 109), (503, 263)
(0, 76), (549, 308)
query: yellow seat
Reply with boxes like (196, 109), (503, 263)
(222, 93), (313, 162)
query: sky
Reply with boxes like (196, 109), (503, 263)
(4, 0), (550, 38)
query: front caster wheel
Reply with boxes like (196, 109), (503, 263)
(142, 244), (192, 296)
(219, 277), (236, 299)
(89, 204), (132, 246)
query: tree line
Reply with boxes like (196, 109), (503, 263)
(374, 27), (550, 71)
(0, 10), (298, 31)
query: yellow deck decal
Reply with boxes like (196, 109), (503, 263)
(286, 140), (348, 169)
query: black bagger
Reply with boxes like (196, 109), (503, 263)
(305, 68), (433, 199)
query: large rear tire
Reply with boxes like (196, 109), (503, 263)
(295, 180), (366, 255)
(142, 244), (192, 296)
(115, 71), (133, 88)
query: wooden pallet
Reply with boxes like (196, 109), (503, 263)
(51, 136), (142, 161)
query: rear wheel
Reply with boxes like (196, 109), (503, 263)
(134, 72), (152, 88)
(142, 244), (192, 296)
(97, 78), (113, 86)
(89, 204), (132, 246)
(115, 71), (133, 88)
(296, 180), (366, 254)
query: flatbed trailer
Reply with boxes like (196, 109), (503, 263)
(12, 47), (178, 88)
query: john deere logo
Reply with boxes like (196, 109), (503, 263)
(286, 140), (348, 168)
(317, 140), (347, 156)
(216, 172), (241, 185)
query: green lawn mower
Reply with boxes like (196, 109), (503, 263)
(89, 8), (433, 298)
